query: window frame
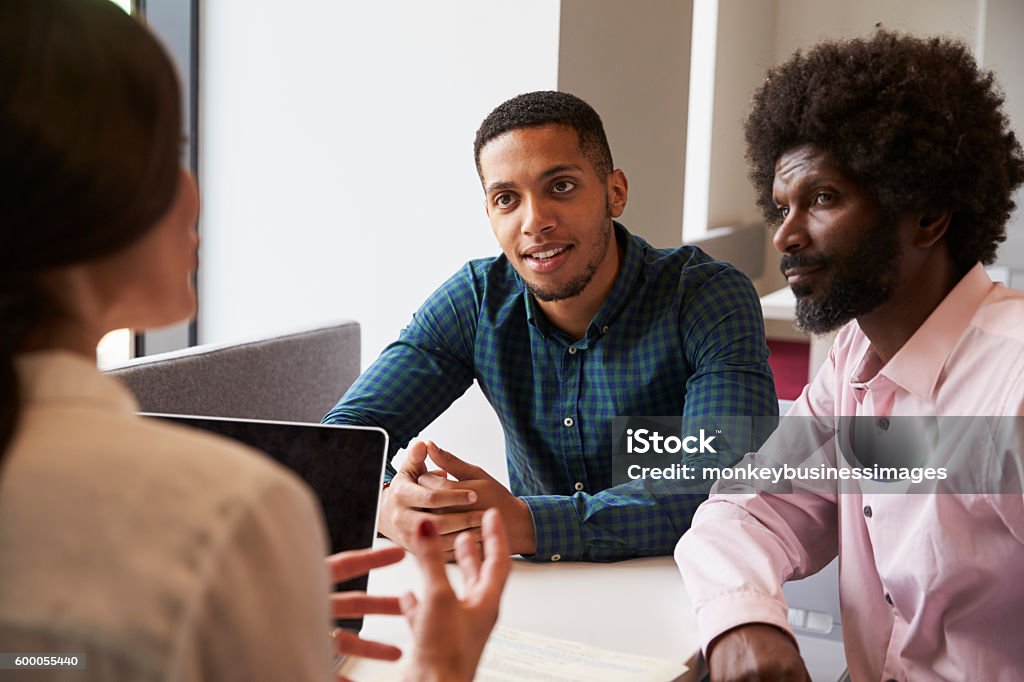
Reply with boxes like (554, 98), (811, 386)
(134, 0), (201, 356)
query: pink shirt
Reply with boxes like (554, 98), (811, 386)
(676, 264), (1024, 681)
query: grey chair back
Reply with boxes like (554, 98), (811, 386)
(685, 223), (766, 281)
(104, 320), (360, 423)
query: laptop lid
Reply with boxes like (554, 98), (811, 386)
(145, 414), (388, 630)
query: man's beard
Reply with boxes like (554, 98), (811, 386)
(784, 213), (902, 334)
(526, 216), (613, 303)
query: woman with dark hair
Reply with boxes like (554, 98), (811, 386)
(0, 1), (507, 680)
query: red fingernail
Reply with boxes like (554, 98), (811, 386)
(418, 519), (437, 538)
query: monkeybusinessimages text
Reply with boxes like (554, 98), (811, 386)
(623, 428), (948, 485)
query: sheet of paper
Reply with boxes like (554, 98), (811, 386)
(348, 625), (688, 682)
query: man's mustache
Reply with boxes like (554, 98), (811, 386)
(779, 253), (830, 275)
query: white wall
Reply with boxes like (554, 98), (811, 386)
(201, 1), (561, 480)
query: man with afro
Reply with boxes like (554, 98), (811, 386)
(676, 31), (1024, 680)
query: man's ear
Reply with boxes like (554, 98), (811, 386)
(607, 169), (629, 218)
(912, 209), (952, 249)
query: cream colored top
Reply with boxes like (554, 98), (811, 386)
(0, 351), (333, 680)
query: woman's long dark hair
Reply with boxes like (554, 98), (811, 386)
(0, 0), (182, 458)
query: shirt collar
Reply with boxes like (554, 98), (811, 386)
(525, 221), (643, 341)
(523, 279), (550, 335)
(853, 263), (993, 402)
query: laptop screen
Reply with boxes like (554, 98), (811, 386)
(145, 414), (388, 629)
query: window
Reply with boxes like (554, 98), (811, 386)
(97, 329), (134, 369)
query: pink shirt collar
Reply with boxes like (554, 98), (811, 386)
(849, 263), (993, 402)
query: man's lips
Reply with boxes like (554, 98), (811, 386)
(522, 243), (573, 273)
(780, 255), (829, 287)
(783, 264), (825, 285)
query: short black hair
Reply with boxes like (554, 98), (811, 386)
(473, 90), (614, 179)
(745, 30), (1024, 274)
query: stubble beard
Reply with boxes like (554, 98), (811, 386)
(526, 215), (613, 303)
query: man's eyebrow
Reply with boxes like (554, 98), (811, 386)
(485, 180), (516, 194)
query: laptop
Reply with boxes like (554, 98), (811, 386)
(145, 413), (388, 630)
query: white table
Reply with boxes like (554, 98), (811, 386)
(342, 540), (703, 681)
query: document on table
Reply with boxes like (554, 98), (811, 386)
(350, 625), (688, 682)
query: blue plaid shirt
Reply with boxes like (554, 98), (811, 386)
(324, 223), (777, 561)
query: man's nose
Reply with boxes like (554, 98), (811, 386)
(521, 196), (556, 236)
(772, 210), (809, 254)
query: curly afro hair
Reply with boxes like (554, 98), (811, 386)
(745, 30), (1024, 274)
(474, 90), (613, 180)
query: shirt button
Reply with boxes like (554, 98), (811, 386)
(563, 417), (574, 427)
(574, 482), (584, 492)
(568, 347), (577, 355)
(601, 325), (609, 334)
(877, 417), (890, 431)
(885, 592), (894, 606)
(551, 554), (562, 562)
(863, 505), (872, 518)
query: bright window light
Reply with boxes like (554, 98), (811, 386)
(97, 329), (133, 369)
(682, 0), (719, 240)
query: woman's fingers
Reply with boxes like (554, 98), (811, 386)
(326, 545), (405, 583)
(330, 592), (402, 618)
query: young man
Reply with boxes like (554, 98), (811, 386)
(325, 91), (777, 562)
(676, 32), (1024, 680)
